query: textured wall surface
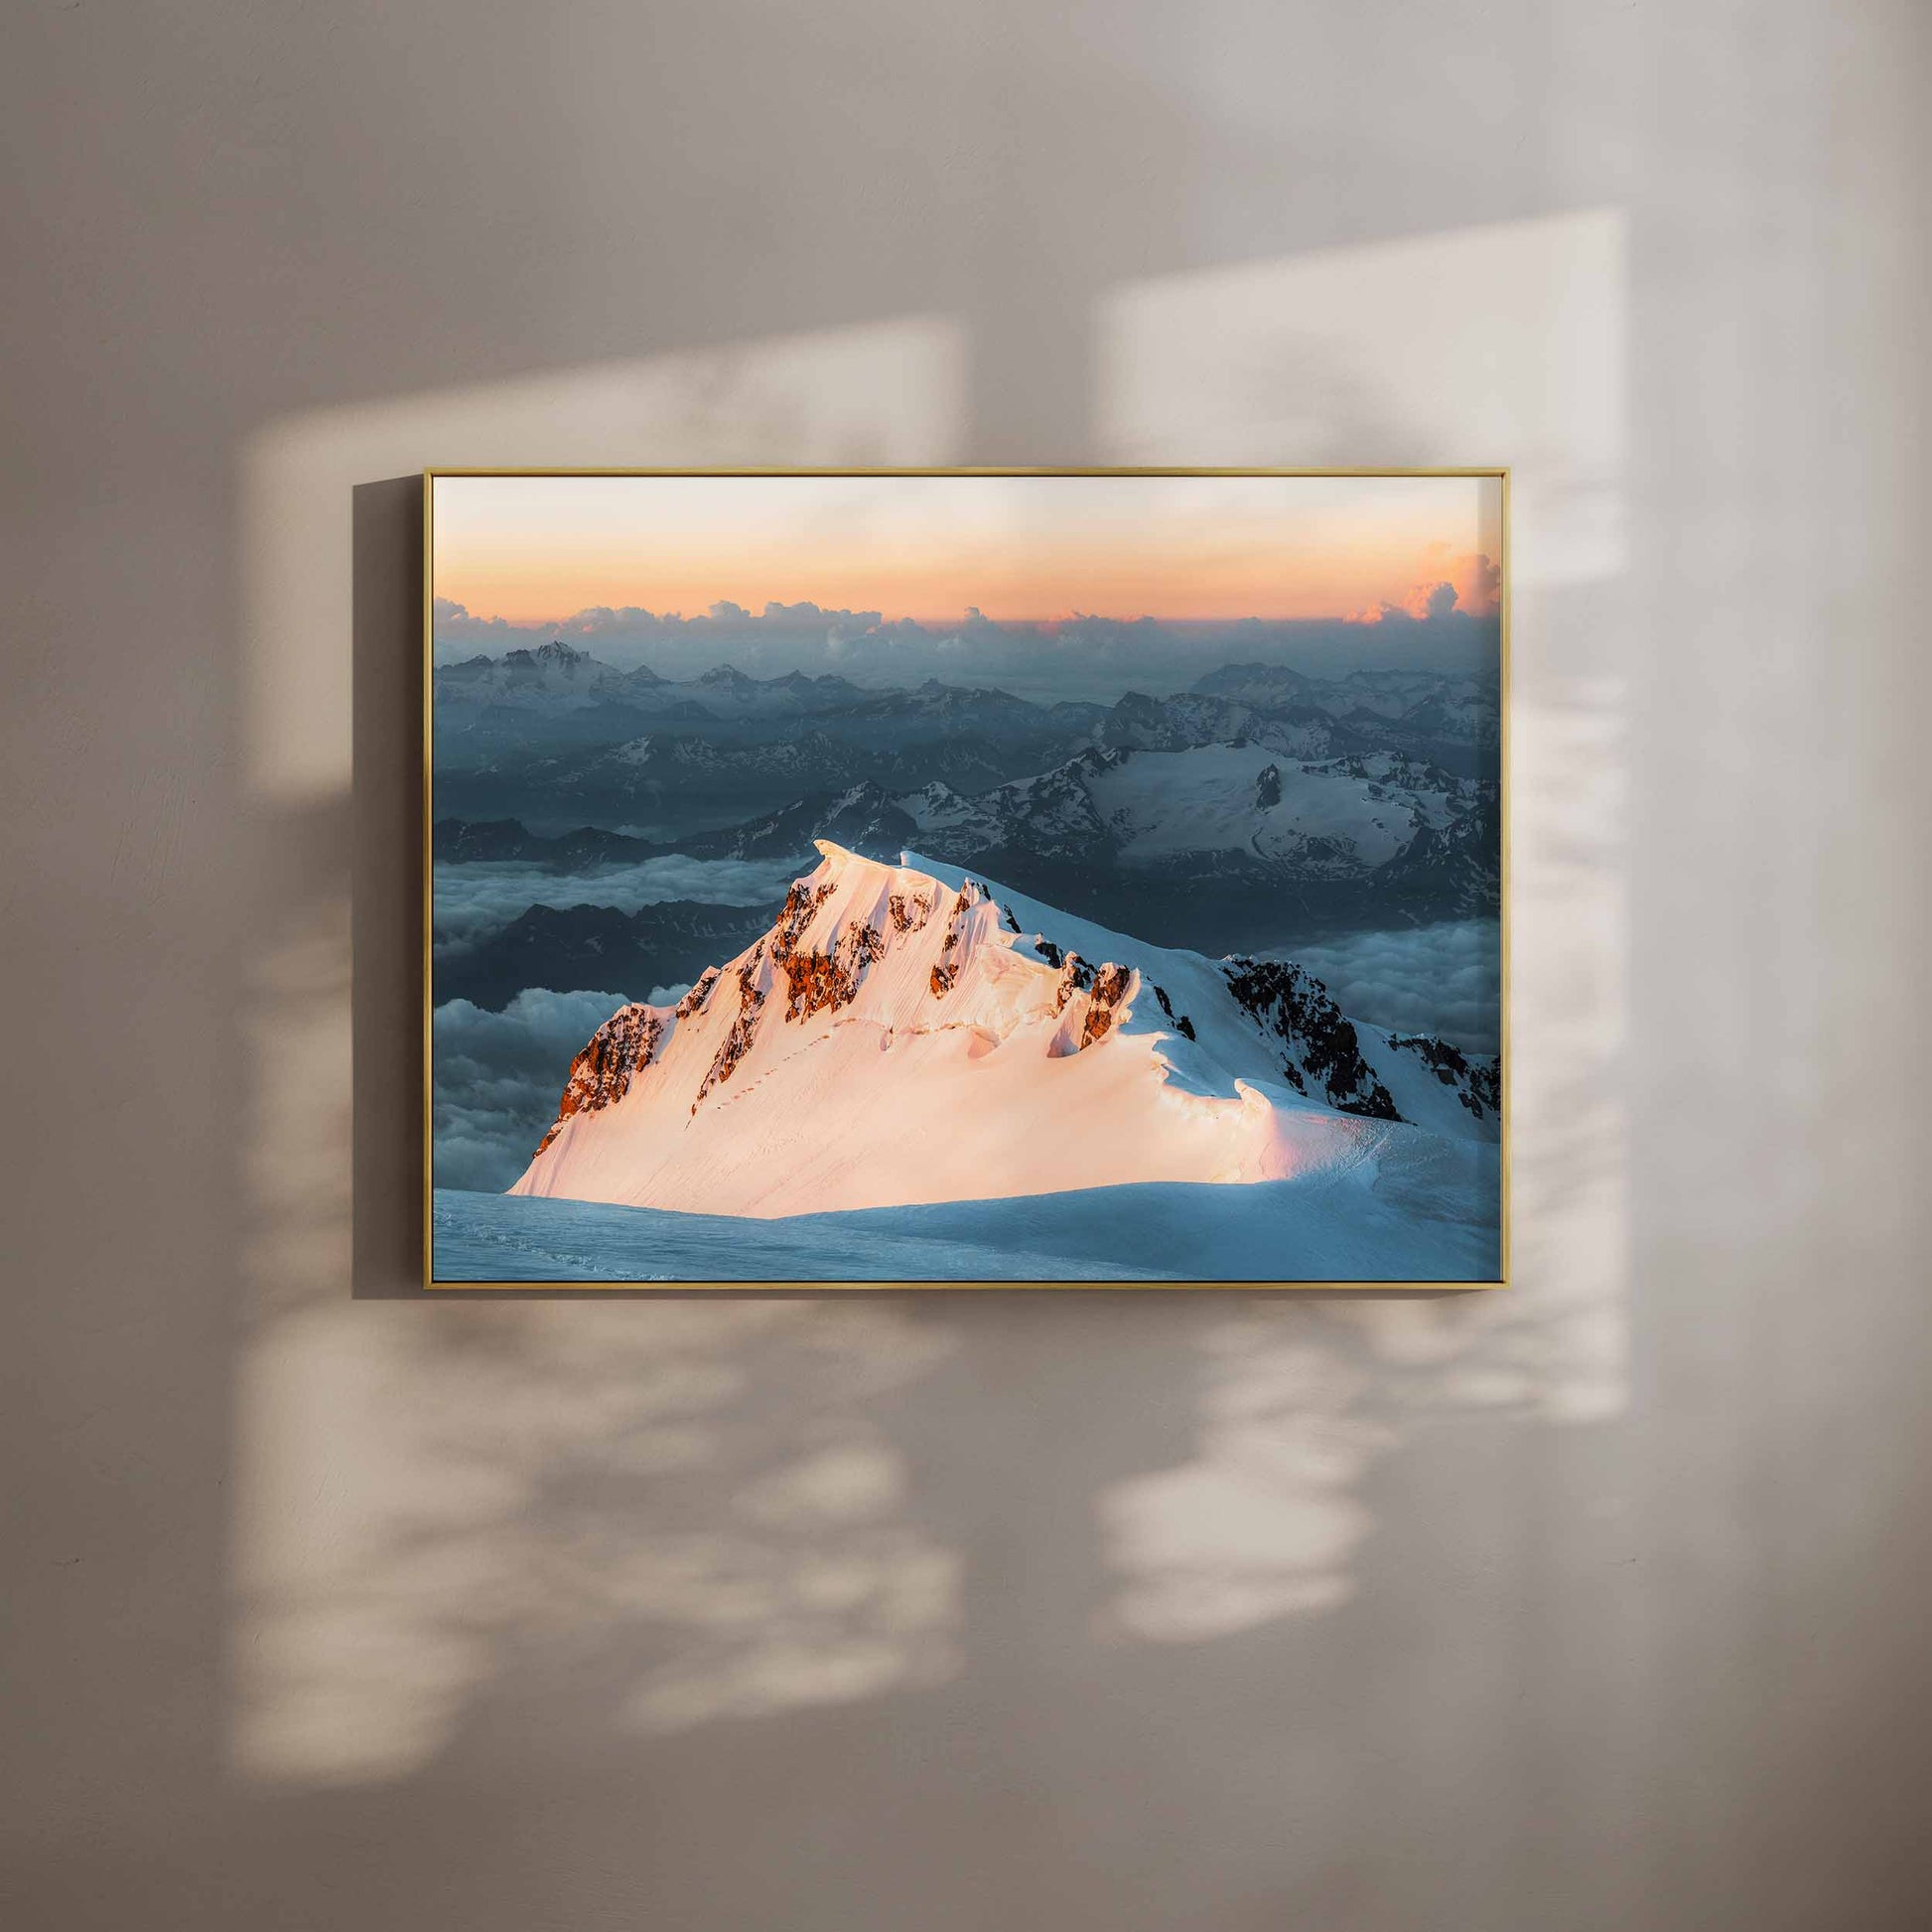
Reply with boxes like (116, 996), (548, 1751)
(3, 4), (1927, 1928)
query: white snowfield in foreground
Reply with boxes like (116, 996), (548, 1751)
(508, 843), (1496, 1222)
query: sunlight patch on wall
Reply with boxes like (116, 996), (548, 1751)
(1099, 1335), (1385, 1639)
(240, 316), (967, 805)
(615, 1439), (963, 1734)
(1097, 208), (1625, 589)
(1093, 210), (1629, 1638)
(231, 318), (966, 1785)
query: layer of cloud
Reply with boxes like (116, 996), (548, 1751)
(1347, 554), (1499, 628)
(433, 987), (630, 1193)
(1287, 919), (1501, 1054)
(1457, 552), (1502, 618)
(432, 855), (801, 954)
(1351, 579), (1458, 625)
(432, 599), (1499, 701)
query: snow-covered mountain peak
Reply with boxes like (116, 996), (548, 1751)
(810, 834), (874, 869)
(510, 847), (1499, 1220)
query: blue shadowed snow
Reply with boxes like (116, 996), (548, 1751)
(432, 1128), (1499, 1283)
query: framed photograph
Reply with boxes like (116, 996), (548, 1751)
(425, 469), (1507, 1288)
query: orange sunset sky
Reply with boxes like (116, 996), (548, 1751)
(432, 474), (1503, 625)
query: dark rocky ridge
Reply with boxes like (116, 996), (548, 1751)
(439, 900), (770, 1013)
(1221, 957), (1400, 1119)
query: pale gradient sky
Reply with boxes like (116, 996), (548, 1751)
(432, 474), (1502, 624)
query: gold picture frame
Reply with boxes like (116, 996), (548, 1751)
(423, 468), (1510, 1291)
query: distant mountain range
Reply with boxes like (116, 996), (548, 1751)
(431, 642), (1501, 1009)
(1191, 660), (1498, 741)
(434, 734), (1499, 1001)
(432, 641), (1497, 835)
(437, 639), (1498, 740)
(438, 899), (773, 1013)
(436, 741), (1496, 886)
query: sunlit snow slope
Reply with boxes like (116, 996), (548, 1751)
(508, 843), (1497, 1219)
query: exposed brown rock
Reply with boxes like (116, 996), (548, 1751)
(770, 879), (836, 966)
(675, 968), (720, 1019)
(692, 957), (768, 1113)
(889, 891), (931, 934)
(1051, 950), (1095, 1015)
(533, 1004), (664, 1155)
(928, 884), (977, 997)
(1078, 963), (1134, 1049)
(782, 917), (887, 1023)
